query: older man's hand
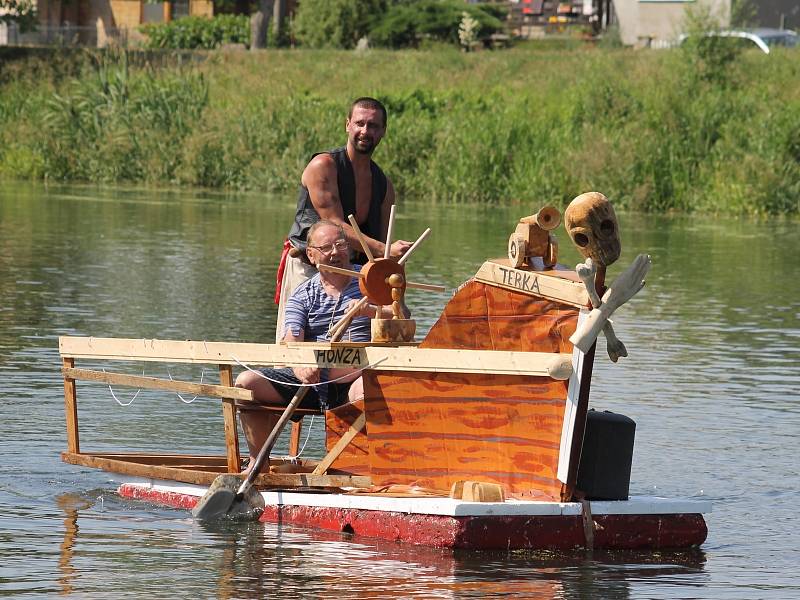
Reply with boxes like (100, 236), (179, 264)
(293, 366), (320, 384)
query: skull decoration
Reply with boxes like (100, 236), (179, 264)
(564, 192), (621, 267)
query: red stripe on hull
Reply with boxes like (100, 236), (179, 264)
(118, 484), (707, 550)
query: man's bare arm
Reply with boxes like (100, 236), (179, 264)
(302, 155), (410, 258)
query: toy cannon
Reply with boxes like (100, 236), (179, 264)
(507, 205), (561, 268)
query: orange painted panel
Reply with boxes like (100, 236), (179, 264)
(421, 279), (577, 353)
(364, 371), (568, 500)
(325, 399), (370, 474)
(359, 279), (579, 500)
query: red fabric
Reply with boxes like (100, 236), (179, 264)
(274, 239), (292, 304)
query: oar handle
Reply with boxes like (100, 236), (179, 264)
(237, 386), (309, 496)
(328, 296), (369, 341)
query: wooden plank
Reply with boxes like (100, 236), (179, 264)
(61, 367), (254, 401)
(557, 319), (587, 485)
(90, 453), (230, 466)
(474, 260), (589, 308)
(61, 452), (372, 488)
(58, 337), (573, 380)
(219, 365), (240, 474)
(63, 357), (79, 454)
(313, 412), (366, 475)
(289, 421), (302, 457)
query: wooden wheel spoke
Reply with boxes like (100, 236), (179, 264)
(347, 214), (375, 263)
(317, 264), (363, 279)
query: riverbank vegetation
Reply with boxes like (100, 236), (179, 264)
(0, 43), (797, 214)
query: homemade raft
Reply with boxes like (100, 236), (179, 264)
(59, 193), (710, 550)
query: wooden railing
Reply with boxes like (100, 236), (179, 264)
(59, 336), (573, 483)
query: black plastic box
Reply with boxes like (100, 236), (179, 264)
(576, 409), (636, 501)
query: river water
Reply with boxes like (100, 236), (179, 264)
(1, 182), (798, 598)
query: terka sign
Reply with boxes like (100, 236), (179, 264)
(496, 265), (542, 295)
(473, 260), (589, 308)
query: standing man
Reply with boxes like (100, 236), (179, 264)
(275, 97), (413, 341)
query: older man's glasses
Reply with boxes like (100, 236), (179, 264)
(309, 239), (348, 255)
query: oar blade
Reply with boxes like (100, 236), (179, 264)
(192, 474), (265, 521)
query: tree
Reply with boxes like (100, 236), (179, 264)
(293, 0), (387, 49)
(249, 0), (274, 49)
(0, 0), (37, 32)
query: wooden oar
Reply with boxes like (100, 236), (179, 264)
(192, 386), (309, 520)
(192, 301), (356, 520)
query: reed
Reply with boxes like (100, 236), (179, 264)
(0, 45), (797, 214)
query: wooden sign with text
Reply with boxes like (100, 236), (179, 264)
(474, 260), (589, 308)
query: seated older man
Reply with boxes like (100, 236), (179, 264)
(235, 219), (390, 466)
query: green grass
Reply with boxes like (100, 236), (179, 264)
(0, 45), (798, 214)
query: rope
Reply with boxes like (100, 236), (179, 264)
(104, 367), (142, 407)
(105, 366), (208, 407)
(231, 355), (387, 387)
(283, 415), (315, 461)
(167, 367), (206, 404)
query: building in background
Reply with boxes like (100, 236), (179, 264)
(1, 0), (212, 46)
(611, 0), (729, 47)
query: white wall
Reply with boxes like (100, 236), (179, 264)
(613, 0), (730, 47)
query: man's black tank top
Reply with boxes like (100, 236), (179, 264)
(288, 147), (387, 252)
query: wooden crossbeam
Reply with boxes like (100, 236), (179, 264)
(59, 337), (573, 380)
(62, 367), (254, 402)
(62, 452), (371, 488)
(312, 412), (366, 475)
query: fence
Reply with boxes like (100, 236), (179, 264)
(0, 22), (130, 47)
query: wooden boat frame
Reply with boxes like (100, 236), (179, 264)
(58, 258), (710, 550)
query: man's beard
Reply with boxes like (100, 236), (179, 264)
(353, 137), (376, 155)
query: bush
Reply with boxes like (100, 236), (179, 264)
(36, 50), (208, 182)
(369, 0), (506, 48)
(293, 0), (388, 49)
(139, 15), (249, 50)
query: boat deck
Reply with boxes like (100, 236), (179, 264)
(119, 478), (711, 550)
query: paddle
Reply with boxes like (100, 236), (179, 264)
(193, 292), (363, 520)
(192, 386), (309, 520)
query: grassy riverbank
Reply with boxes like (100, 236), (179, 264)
(0, 45), (798, 214)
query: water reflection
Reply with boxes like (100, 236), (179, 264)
(56, 494), (93, 596)
(55, 488), (711, 600)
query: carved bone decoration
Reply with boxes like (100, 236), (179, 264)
(575, 258), (627, 362)
(570, 254), (651, 353)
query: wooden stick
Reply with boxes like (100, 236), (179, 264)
(219, 365), (241, 473)
(289, 421), (303, 457)
(63, 357), (79, 454)
(312, 412), (366, 475)
(406, 281), (446, 292)
(398, 228), (431, 266)
(62, 367), (254, 401)
(347, 214), (374, 262)
(328, 297), (369, 341)
(384, 204), (396, 259)
(317, 264), (364, 279)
